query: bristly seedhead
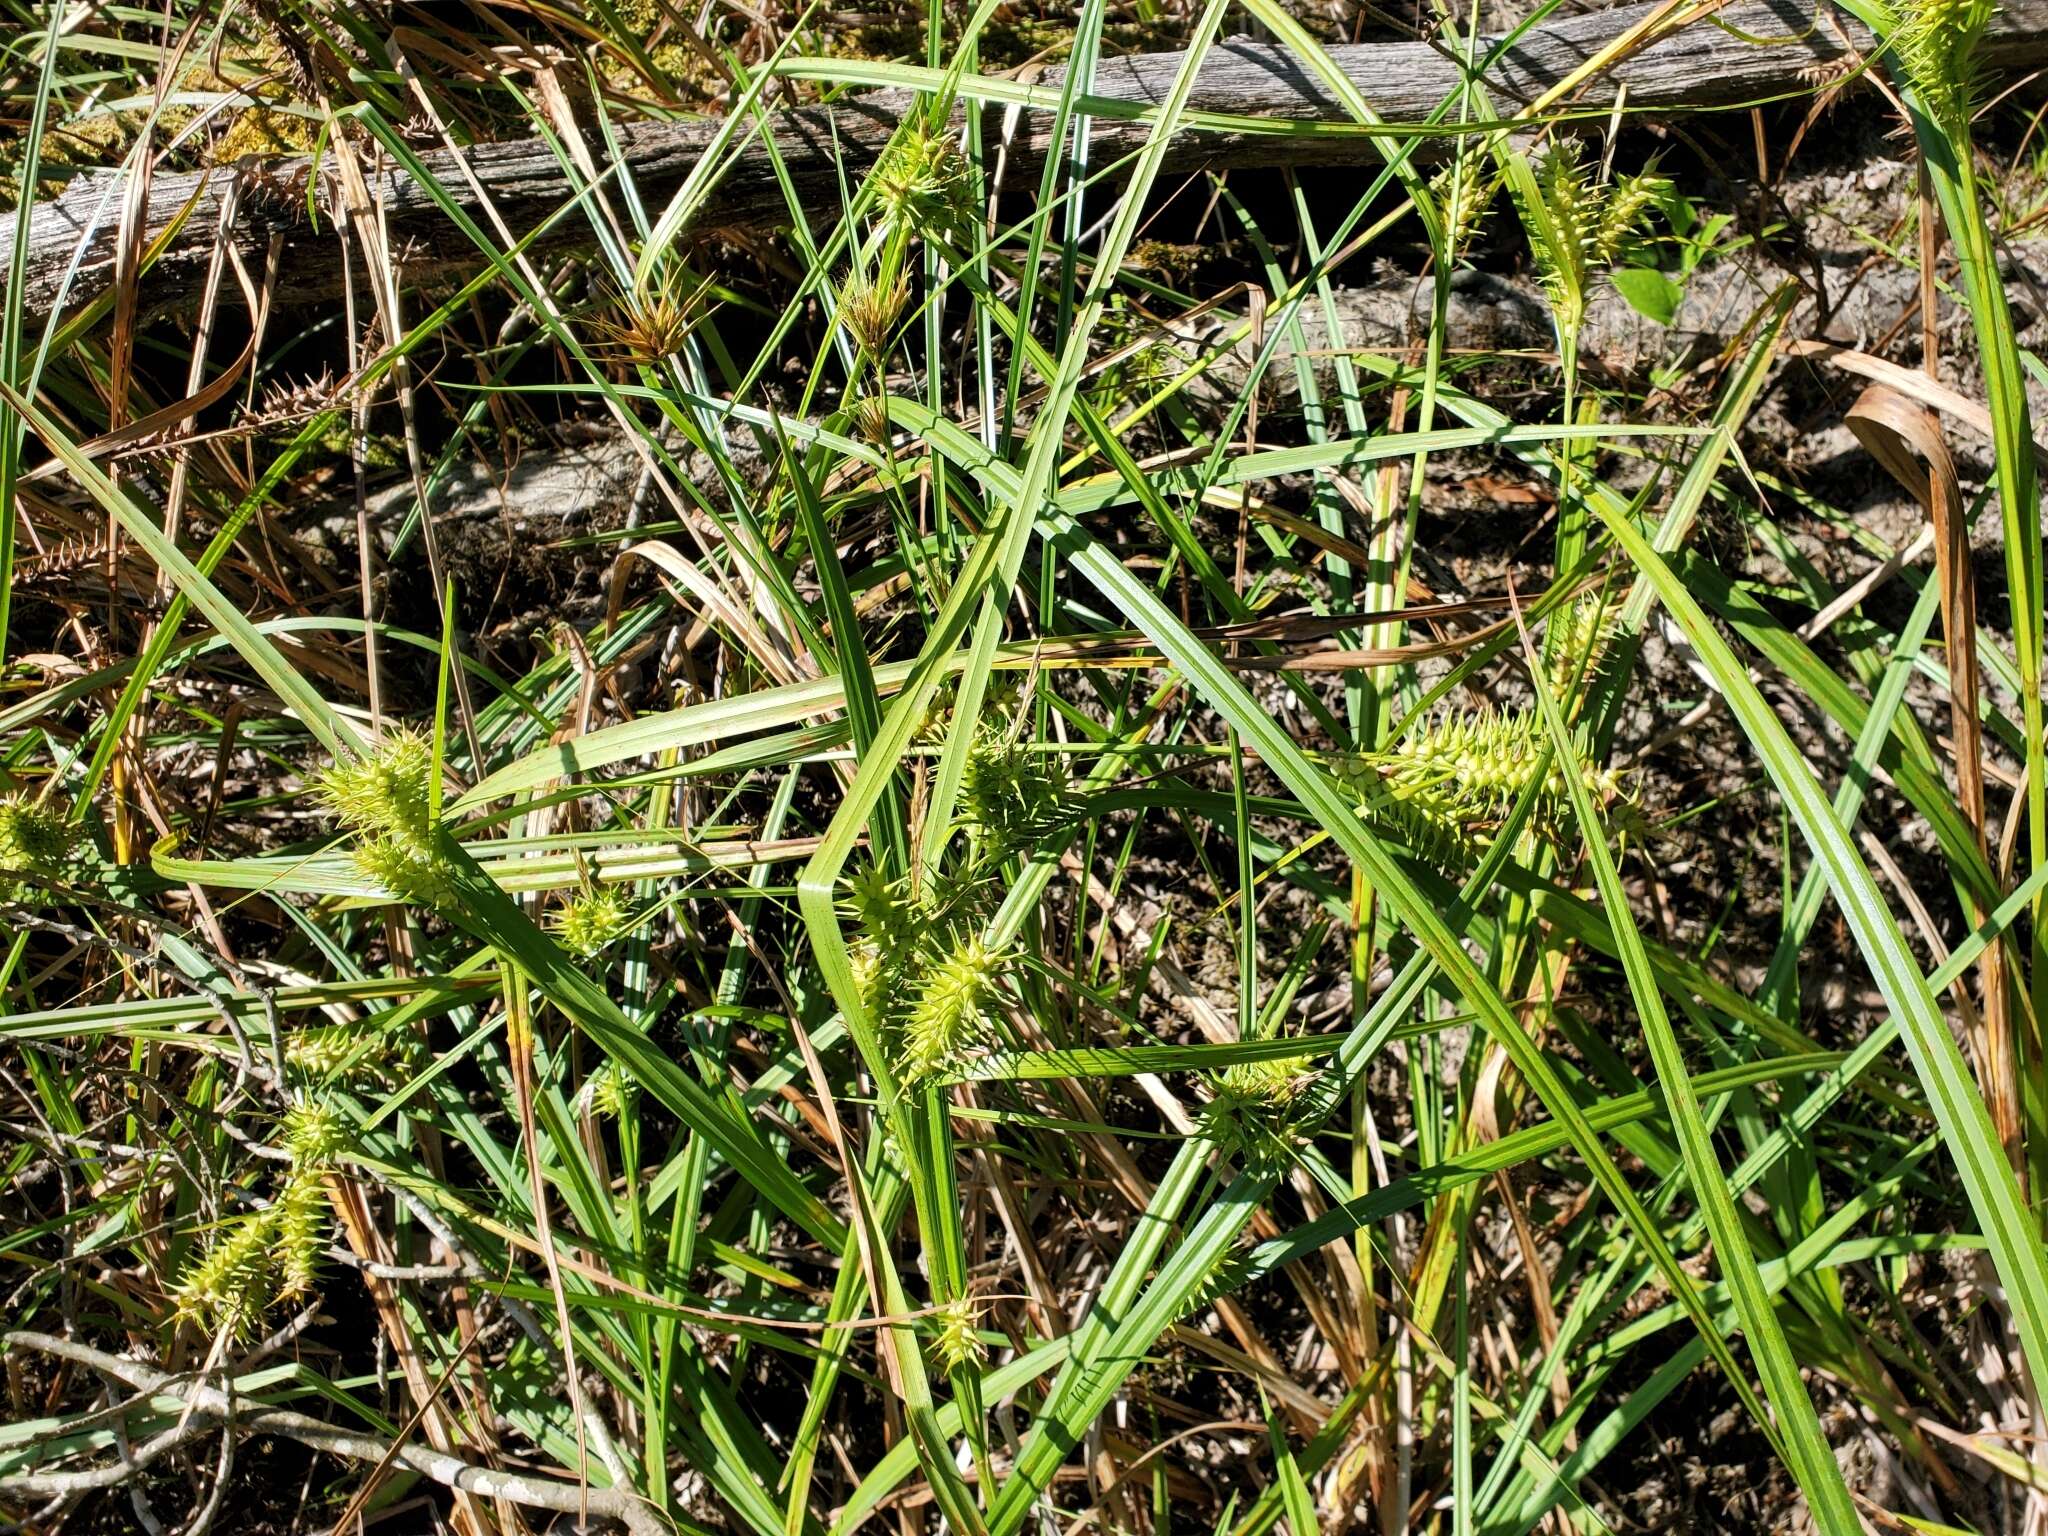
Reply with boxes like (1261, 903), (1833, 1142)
(901, 932), (1005, 1080)
(852, 393), (895, 447)
(588, 265), (715, 367)
(1515, 142), (1668, 327)
(844, 864), (928, 1026)
(1208, 1055), (1317, 1158)
(317, 728), (434, 841)
(1890, 0), (1992, 126)
(1212, 1056), (1315, 1116)
(1433, 153), (1496, 263)
(0, 796), (72, 874)
(286, 1024), (414, 1084)
(839, 272), (911, 358)
(959, 724), (1068, 854)
(1337, 708), (1633, 870)
(583, 1062), (637, 1121)
(932, 1296), (984, 1373)
(277, 1102), (344, 1299)
(274, 1165), (329, 1300)
(1546, 592), (1622, 702)
(0, 795), (74, 900)
(173, 1206), (278, 1338)
(873, 118), (977, 248)
(1590, 171), (1668, 267)
(284, 1099), (348, 1167)
(352, 833), (457, 909)
(318, 729), (454, 909)
(551, 886), (637, 958)
(179, 1100), (346, 1332)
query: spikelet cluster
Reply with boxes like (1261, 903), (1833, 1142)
(1545, 592), (1621, 703)
(843, 864), (1011, 1081)
(1338, 709), (1626, 870)
(582, 1061), (637, 1121)
(839, 272), (910, 358)
(1213, 1056), (1315, 1114)
(1434, 153), (1496, 263)
(959, 725), (1070, 855)
(588, 265), (713, 367)
(1517, 143), (1668, 323)
(853, 393), (895, 446)
(1207, 1054), (1318, 1157)
(0, 796), (74, 898)
(174, 1099), (346, 1337)
(931, 1296), (984, 1373)
(902, 935), (1003, 1080)
(285, 1023), (418, 1085)
(551, 886), (637, 958)
(172, 1202), (277, 1339)
(873, 118), (978, 248)
(317, 728), (454, 909)
(1889, 0), (1991, 127)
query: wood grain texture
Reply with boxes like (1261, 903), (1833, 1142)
(6, 0), (2045, 322)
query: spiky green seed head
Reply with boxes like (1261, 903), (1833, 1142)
(585, 1062), (637, 1121)
(284, 1099), (348, 1169)
(1207, 1055), (1317, 1159)
(274, 1165), (330, 1300)
(319, 730), (453, 908)
(1212, 1055), (1315, 1114)
(1433, 154), (1496, 262)
(844, 865), (923, 968)
(1517, 143), (1668, 321)
(286, 1025), (407, 1082)
(932, 1296), (984, 1373)
(1588, 172), (1669, 269)
(1534, 144), (1594, 296)
(873, 119), (977, 247)
(849, 940), (890, 1020)
(901, 934), (1004, 1080)
(352, 832), (456, 909)
(1546, 593), (1621, 700)
(174, 1207), (280, 1338)
(1891, 0), (1991, 124)
(551, 886), (636, 958)
(959, 727), (1066, 853)
(317, 728), (435, 842)
(0, 796), (72, 874)
(1337, 709), (1631, 870)
(1384, 710), (1547, 814)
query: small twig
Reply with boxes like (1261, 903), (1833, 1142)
(1, 1332), (667, 1536)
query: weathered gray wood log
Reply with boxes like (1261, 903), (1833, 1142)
(7, 0), (2046, 323)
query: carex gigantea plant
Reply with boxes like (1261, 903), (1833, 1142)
(838, 721), (1066, 1082)
(1338, 704), (1627, 872)
(174, 1098), (348, 1338)
(844, 863), (1011, 1083)
(1498, 140), (1668, 576)
(316, 726), (455, 909)
(0, 793), (73, 900)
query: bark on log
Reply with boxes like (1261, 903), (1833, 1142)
(6, 0), (2046, 323)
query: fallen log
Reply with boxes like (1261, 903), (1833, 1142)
(6, 0), (2047, 324)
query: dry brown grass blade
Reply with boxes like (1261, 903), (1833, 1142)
(20, 337), (256, 485)
(1846, 382), (2017, 1169)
